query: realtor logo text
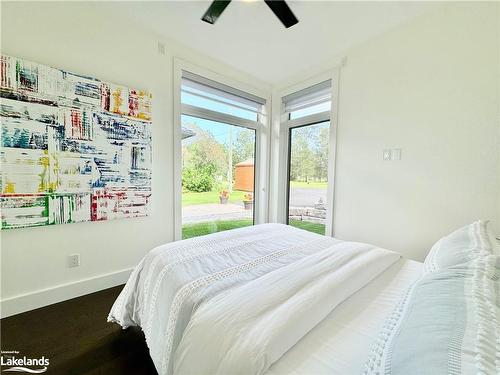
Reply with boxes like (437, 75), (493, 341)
(1, 351), (49, 373)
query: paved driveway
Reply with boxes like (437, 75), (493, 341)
(289, 188), (327, 207)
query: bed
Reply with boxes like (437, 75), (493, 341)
(266, 259), (422, 375)
(109, 221), (499, 375)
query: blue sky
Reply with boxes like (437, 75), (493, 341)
(181, 92), (255, 143)
(182, 114), (249, 144)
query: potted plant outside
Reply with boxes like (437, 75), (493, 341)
(243, 192), (253, 210)
(219, 190), (230, 204)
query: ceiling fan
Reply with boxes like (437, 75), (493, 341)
(201, 0), (299, 28)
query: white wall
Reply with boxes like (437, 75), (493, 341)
(0, 2), (270, 317)
(280, 2), (499, 261)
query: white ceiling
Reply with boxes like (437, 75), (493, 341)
(110, 1), (440, 84)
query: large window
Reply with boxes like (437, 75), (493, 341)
(180, 72), (264, 239)
(283, 80), (332, 235)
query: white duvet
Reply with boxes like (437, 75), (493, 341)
(109, 224), (400, 375)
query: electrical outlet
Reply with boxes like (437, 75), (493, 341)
(68, 254), (80, 268)
(383, 150), (391, 161)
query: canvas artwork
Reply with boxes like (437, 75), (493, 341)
(0, 55), (152, 229)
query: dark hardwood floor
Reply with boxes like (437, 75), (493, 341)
(1, 286), (157, 375)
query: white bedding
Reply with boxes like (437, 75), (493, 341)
(174, 241), (400, 374)
(266, 259), (423, 375)
(108, 224), (411, 375)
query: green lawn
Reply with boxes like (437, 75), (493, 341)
(182, 219), (325, 239)
(289, 181), (327, 189)
(182, 190), (248, 206)
(182, 219), (253, 239)
(289, 219), (325, 235)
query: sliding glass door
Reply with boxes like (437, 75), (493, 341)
(287, 121), (330, 235)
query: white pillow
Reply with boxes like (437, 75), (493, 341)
(366, 253), (500, 375)
(423, 220), (496, 273)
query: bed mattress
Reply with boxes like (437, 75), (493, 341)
(267, 259), (423, 375)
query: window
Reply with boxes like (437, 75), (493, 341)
(182, 78), (258, 121)
(283, 80), (332, 235)
(182, 72), (264, 123)
(284, 80), (332, 121)
(289, 102), (331, 120)
(180, 71), (265, 239)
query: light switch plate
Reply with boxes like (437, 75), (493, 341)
(391, 148), (402, 160)
(383, 150), (391, 161)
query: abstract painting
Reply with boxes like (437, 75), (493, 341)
(0, 55), (152, 229)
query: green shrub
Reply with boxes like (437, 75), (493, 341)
(182, 164), (216, 192)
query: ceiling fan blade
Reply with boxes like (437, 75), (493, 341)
(201, 0), (232, 24)
(264, 0), (298, 28)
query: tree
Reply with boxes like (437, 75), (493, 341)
(182, 163), (216, 192)
(181, 121), (228, 192)
(289, 124), (329, 183)
(232, 129), (255, 166)
(313, 126), (329, 181)
(290, 127), (315, 182)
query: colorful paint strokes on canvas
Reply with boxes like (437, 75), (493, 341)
(0, 55), (152, 229)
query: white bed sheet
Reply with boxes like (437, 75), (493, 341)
(266, 258), (423, 375)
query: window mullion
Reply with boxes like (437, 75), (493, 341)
(182, 104), (259, 130)
(284, 111), (330, 129)
(181, 89), (263, 115)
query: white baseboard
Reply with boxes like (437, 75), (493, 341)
(0, 268), (133, 318)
